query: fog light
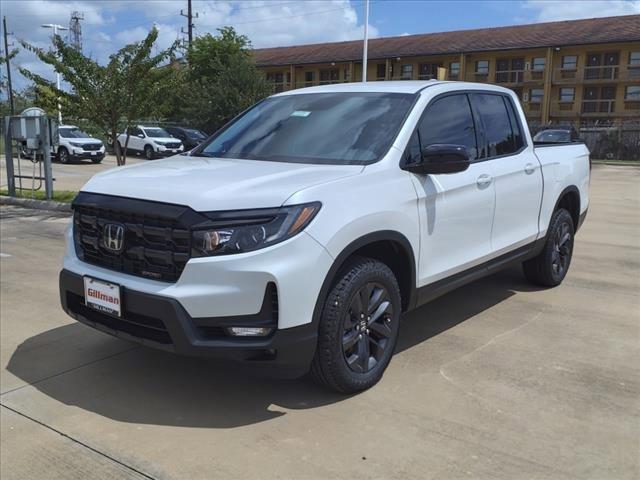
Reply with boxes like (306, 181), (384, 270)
(226, 327), (272, 337)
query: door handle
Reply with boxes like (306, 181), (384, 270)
(476, 174), (493, 189)
(524, 163), (536, 175)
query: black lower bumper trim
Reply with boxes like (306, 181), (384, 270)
(59, 269), (316, 376)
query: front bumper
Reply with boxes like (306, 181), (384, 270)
(71, 151), (105, 160)
(59, 269), (317, 376)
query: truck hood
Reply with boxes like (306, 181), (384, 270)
(81, 155), (363, 211)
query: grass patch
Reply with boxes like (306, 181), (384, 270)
(0, 189), (77, 203)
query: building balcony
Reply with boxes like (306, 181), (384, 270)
(553, 65), (640, 84)
(621, 100), (640, 116)
(494, 69), (525, 85)
(465, 72), (491, 83)
(522, 101), (543, 117)
(581, 100), (615, 115)
(550, 101), (580, 117)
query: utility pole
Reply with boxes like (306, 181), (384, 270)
(68, 11), (84, 52)
(2, 16), (15, 114)
(41, 23), (68, 123)
(362, 0), (369, 82)
(180, 0), (198, 48)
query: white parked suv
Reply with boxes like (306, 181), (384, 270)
(57, 125), (106, 164)
(117, 125), (184, 160)
(60, 81), (590, 393)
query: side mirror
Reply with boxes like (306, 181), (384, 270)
(137, 134), (145, 138)
(403, 144), (470, 175)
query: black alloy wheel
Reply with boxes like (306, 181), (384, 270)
(342, 282), (394, 374)
(311, 257), (401, 393)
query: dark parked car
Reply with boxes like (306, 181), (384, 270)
(164, 126), (209, 150)
(533, 128), (579, 144)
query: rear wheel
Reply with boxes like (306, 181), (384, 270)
(58, 147), (70, 164)
(523, 208), (574, 287)
(311, 257), (401, 393)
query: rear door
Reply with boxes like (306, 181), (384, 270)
(409, 93), (496, 285)
(469, 92), (542, 254)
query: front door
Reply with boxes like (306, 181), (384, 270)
(407, 93), (496, 286)
(469, 92), (543, 254)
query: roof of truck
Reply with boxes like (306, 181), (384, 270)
(273, 80), (511, 96)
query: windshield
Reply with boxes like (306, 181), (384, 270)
(185, 129), (206, 139)
(143, 127), (171, 138)
(197, 92), (416, 164)
(534, 130), (571, 143)
(60, 127), (91, 138)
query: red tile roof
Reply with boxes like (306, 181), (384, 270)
(252, 15), (640, 67)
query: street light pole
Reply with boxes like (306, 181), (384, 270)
(362, 0), (369, 82)
(41, 23), (68, 123)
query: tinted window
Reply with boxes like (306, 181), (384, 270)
(470, 93), (520, 157)
(504, 97), (524, 150)
(199, 92), (415, 165)
(418, 94), (478, 160)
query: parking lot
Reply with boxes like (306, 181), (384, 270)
(0, 154), (146, 193)
(0, 164), (638, 479)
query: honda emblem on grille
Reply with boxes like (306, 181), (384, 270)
(103, 223), (125, 253)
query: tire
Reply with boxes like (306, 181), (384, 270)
(58, 147), (70, 164)
(311, 257), (401, 393)
(144, 145), (155, 160)
(523, 208), (575, 287)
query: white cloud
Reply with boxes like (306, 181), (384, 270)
(523, 0), (640, 22)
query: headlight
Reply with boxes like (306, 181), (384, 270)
(69, 141), (84, 147)
(192, 202), (321, 257)
(154, 140), (167, 146)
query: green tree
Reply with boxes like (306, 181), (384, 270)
(19, 28), (177, 165)
(171, 27), (272, 133)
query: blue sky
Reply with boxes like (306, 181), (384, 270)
(1, 0), (639, 93)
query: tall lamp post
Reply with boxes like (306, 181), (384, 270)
(41, 23), (68, 123)
(362, 0), (369, 82)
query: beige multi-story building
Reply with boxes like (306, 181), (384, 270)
(253, 15), (640, 126)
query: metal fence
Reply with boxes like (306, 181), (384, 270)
(529, 121), (640, 161)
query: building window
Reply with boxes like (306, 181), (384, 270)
(320, 69), (339, 84)
(630, 52), (640, 65)
(449, 62), (460, 80)
(625, 85), (640, 100)
(562, 55), (578, 70)
(401, 64), (413, 80)
(475, 60), (489, 74)
(559, 88), (575, 102)
(532, 57), (546, 70)
(418, 63), (440, 80)
(376, 63), (386, 80)
(530, 89), (544, 103)
(304, 71), (315, 86)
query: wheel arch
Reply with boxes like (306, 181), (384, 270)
(553, 186), (581, 232)
(311, 231), (417, 328)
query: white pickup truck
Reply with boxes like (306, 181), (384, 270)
(60, 81), (590, 393)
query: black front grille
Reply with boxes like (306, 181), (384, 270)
(165, 142), (181, 149)
(67, 292), (173, 344)
(82, 143), (101, 151)
(72, 193), (202, 282)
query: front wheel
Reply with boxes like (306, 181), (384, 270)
(311, 257), (401, 393)
(144, 145), (155, 160)
(523, 208), (574, 287)
(58, 147), (70, 164)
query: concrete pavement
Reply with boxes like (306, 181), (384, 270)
(1, 165), (639, 479)
(1, 154), (145, 193)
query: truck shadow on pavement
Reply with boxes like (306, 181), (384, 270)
(6, 267), (542, 429)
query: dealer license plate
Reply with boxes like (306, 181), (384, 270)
(84, 276), (121, 317)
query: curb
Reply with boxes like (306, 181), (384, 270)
(0, 195), (72, 213)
